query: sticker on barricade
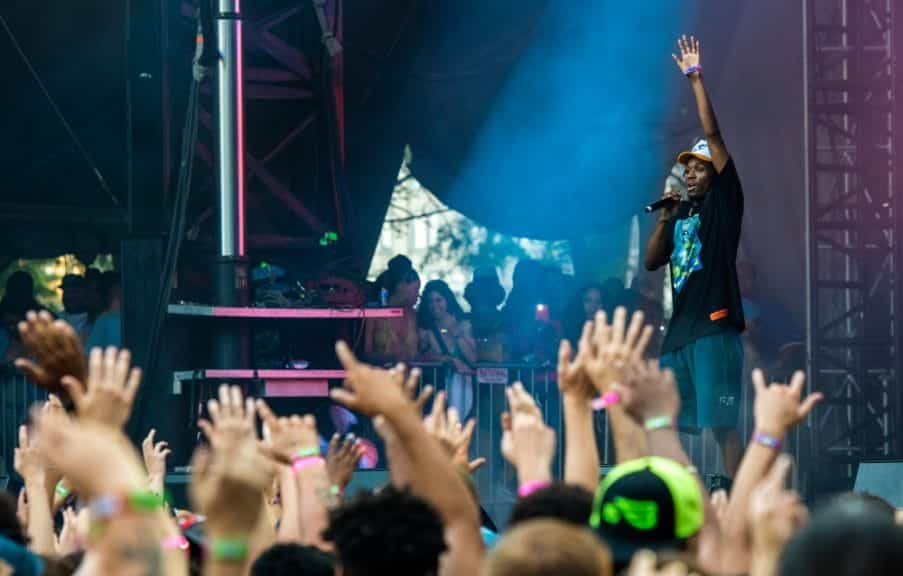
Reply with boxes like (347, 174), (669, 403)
(476, 367), (509, 385)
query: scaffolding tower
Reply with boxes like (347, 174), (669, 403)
(805, 0), (903, 492)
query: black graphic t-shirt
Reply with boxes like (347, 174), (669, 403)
(660, 157), (745, 354)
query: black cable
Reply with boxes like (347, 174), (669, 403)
(145, 7), (213, 376)
(0, 13), (118, 206)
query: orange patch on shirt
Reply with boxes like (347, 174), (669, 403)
(709, 309), (729, 322)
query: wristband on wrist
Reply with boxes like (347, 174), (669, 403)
(55, 482), (70, 498)
(752, 431), (783, 451)
(162, 535), (191, 551)
(684, 64), (703, 76)
(90, 491), (166, 520)
(591, 391), (621, 412)
(209, 538), (249, 562)
(644, 416), (675, 431)
(518, 481), (551, 498)
(292, 456), (326, 473)
(295, 447), (321, 459)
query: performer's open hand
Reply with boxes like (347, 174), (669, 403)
(672, 35), (701, 76)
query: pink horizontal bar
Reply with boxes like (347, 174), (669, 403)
(211, 306), (402, 319)
(264, 380), (330, 397)
(257, 369), (346, 379)
(203, 369), (346, 380)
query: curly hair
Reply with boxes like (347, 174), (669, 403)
(508, 483), (594, 528)
(251, 543), (335, 576)
(322, 486), (447, 576)
(417, 279), (466, 330)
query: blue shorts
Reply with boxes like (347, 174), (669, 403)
(660, 329), (743, 432)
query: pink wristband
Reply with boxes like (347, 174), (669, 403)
(591, 391), (621, 411)
(162, 535), (190, 551)
(518, 481), (551, 498)
(292, 456), (326, 473)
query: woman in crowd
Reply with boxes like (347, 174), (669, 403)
(417, 279), (478, 416)
(463, 267), (507, 363)
(364, 255), (421, 365)
(566, 283), (605, 344)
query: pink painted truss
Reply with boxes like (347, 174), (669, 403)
(168, 304), (403, 319)
(172, 368), (345, 398)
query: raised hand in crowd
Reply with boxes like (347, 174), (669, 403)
(54, 507), (84, 557)
(723, 371), (822, 533)
(586, 307), (655, 462)
(752, 369), (822, 438)
(15, 311), (87, 396)
(424, 391), (486, 473)
(142, 428), (171, 496)
(31, 402), (187, 575)
(586, 307), (655, 393)
(749, 455), (808, 576)
(193, 385), (273, 576)
(615, 359), (681, 425)
(558, 321), (602, 491)
(500, 385), (556, 487)
(256, 400), (332, 550)
(334, 341), (484, 576)
(60, 346), (141, 429)
(326, 433), (365, 492)
(15, 424), (55, 555)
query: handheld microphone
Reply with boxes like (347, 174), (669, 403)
(644, 197), (679, 214)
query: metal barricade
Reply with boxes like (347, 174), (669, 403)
(411, 362), (565, 527)
(0, 364), (48, 484)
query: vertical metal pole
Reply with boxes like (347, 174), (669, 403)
(213, 0), (248, 368)
(216, 0), (245, 258)
(801, 0), (813, 493)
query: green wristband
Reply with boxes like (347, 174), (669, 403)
(295, 447), (321, 458)
(644, 416), (675, 431)
(55, 482), (70, 498)
(210, 539), (249, 562)
(126, 491), (166, 512)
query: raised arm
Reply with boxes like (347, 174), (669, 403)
(333, 344), (483, 576)
(557, 325), (601, 492)
(672, 35), (729, 173)
(585, 308), (654, 463)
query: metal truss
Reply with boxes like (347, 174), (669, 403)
(178, 0), (345, 252)
(805, 0), (902, 489)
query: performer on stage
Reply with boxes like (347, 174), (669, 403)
(644, 36), (745, 476)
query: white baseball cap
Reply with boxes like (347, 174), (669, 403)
(677, 139), (712, 165)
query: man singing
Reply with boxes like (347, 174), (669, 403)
(644, 36), (745, 476)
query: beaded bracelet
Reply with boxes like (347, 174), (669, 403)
(684, 64), (703, 77)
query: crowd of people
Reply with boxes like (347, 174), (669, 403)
(365, 254), (653, 368)
(0, 304), (900, 576)
(0, 32), (890, 576)
(0, 269), (121, 363)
